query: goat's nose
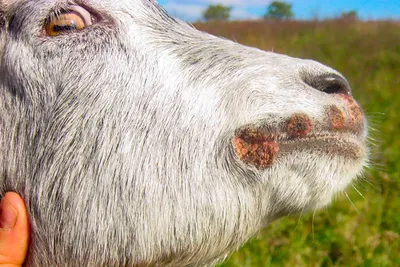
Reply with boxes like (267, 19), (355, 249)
(302, 73), (352, 95)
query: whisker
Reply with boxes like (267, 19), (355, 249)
(344, 191), (359, 213)
(352, 183), (365, 199)
(311, 209), (316, 242)
(295, 206), (306, 232)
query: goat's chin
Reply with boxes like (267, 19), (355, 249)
(265, 149), (367, 215)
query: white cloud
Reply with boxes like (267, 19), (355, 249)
(231, 8), (260, 20)
(197, 0), (269, 7)
(162, 3), (205, 21)
(161, 0), (270, 21)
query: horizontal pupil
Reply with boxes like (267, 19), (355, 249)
(52, 24), (77, 32)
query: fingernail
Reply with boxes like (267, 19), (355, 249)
(0, 196), (17, 229)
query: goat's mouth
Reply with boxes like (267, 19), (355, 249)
(232, 113), (366, 170)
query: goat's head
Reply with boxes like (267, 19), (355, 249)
(0, 1), (368, 266)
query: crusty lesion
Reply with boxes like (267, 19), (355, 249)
(285, 113), (313, 138)
(232, 127), (279, 170)
(232, 99), (366, 169)
(326, 105), (346, 130)
(331, 94), (364, 134)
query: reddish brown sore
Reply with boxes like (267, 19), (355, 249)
(327, 105), (346, 130)
(233, 128), (279, 169)
(286, 113), (312, 138)
(336, 94), (364, 133)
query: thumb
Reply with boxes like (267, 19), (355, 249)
(0, 192), (30, 267)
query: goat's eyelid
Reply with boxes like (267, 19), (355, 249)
(45, 5), (95, 36)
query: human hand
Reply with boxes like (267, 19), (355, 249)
(0, 192), (29, 267)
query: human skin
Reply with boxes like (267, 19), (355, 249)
(0, 192), (29, 267)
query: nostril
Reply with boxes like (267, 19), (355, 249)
(301, 73), (352, 95)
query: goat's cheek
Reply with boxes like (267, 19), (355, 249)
(232, 135), (279, 170)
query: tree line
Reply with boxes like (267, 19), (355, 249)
(203, 1), (358, 21)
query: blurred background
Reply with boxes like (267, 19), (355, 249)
(160, 1), (400, 266)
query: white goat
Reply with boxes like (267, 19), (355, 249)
(0, 0), (368, 266)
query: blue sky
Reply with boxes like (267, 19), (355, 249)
(158, 0), (400, 21)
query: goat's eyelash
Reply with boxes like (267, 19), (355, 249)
(48, 8), (69, 21)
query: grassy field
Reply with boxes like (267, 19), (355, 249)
(195, 19), (400, 266)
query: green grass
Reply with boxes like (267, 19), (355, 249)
(195, 19), (400, 266)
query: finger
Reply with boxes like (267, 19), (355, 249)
(0, 192), (30, 266)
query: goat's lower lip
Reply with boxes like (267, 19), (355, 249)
(278, 135), (364, 160)
(233, 128), (364, 170)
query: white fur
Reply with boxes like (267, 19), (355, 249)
(0, 1), (367, 266)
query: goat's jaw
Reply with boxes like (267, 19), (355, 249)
(230, 106), (367, 214)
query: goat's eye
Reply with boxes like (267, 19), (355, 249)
(45, 5), (93, 36)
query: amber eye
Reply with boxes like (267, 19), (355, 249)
(45, 5), (93, 36)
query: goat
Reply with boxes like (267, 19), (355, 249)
(0, 0), (368, 266)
